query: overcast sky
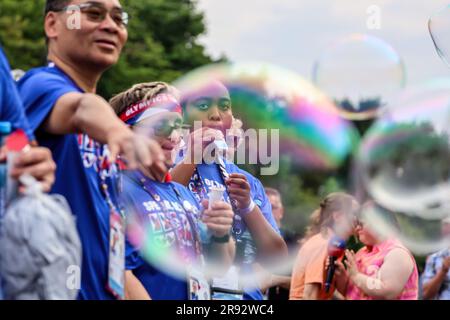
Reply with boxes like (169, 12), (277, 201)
(197, 0), (450, 86)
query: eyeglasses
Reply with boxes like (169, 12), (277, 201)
(154, 118), (184, 138)
(55, 2), (129, 28)
(137, 118), (187, 138)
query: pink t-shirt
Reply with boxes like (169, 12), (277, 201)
(346, 238), (418, 300)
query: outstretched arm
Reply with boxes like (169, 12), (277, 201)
(43, 92), (166, 178)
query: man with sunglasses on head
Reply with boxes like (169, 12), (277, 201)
(17, 0), (166, 300)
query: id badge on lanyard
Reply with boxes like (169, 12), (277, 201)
(107, 207), (125, 300)
(179, 189), (211, 301)
(191, 166), (242, 299)
(187, 265), (211, 300)
(96, 143), (125, 299)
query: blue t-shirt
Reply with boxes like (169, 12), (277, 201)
(0, 47), (33, 139)
(122, 171), (202, 300)
(187, 161), (279, 300)
(18, 64), (121, 300)
(188, 162), (278, 236)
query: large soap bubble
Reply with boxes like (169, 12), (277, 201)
(313, 34), (406, 121)
(354, 79), (450, 254)
(429, 5), (450, 67)
(122, 61), (360, 289)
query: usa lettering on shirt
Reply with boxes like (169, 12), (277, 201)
(142, 200), (199, 216)
(139, 197), (200, 261)
(78, 134), (116, 178)
(188, 177), (227, 202)
(204, 178), (224, 189)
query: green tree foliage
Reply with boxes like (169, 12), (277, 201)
(0, 0), (47, 68)
(0, 0), (218, 98)
(100, 0), (219, 98)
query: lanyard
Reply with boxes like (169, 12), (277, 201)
(126, 170), (203, 260)
(95, 142), (124, 218)
(191, 167), (209, 203)
(191, 160), (245, 237)
(191, 161), (230, 203)
(215, 157), (240, 213)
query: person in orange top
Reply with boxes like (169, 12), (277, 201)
(289, 192), (359, 300)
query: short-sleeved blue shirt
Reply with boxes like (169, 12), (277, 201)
(18, 64), (121, 300)
(0, 46), (33, 139)
(122, 170), (202, 300)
